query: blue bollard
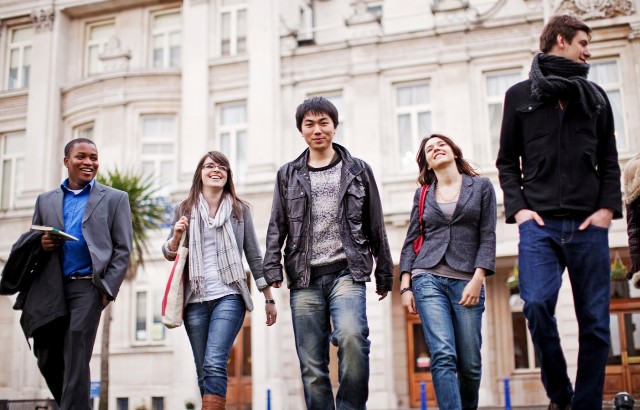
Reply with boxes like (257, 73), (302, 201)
(504, 377), (512, 410)
(267, 388), (271, 410)
(420, 381), (428, 410)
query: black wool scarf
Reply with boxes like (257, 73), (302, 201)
(529, 53), (606, 117)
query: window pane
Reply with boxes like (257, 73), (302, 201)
(143, 117), (175, 138)
(160, 160), (173, 187)
(1, 160), (11, 209)
(488, 103), (502, 157)
(237, 10), (247, 53)
(153, 34), (164, 68)
(220, 132), (231, 154)
(11, 26), (34, 43)
(221, 12), (231, 55)
(88, 45), (100, 75)
(89, 23), (114, 40)
(236, 130), (247, 178)
(154, 12), (181, 29)
(486, 73), (520, 96)
(5, 133), (25, 154)
(626, 313), (640, 359)
(590, 61), (619, 83)
(142, 162), (154, 181)
(15, 157), (24, 204)
(397, 86), (413, 106)
(413, 84), (430, 104)
(117, 398), (129, 410)
(22, 46), (31, 87)
(221, 104), (246, 125)
(152, 290), (165, 341)
(169, 32), (181, 67)
(608, 313), (622, 365)
(135, 292), (147, 341)
(512, 311), (530, 369)
(8, 48), (19, 89)
(152, 397), (164, 410)
(397, 114), (413, 169)
(418, 112), (431, 138)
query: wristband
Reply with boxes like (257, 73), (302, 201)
(265, 299), (275, 304)
(400, 287), (412, 295)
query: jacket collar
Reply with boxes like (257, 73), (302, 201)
(291, 143), (362, 176)
(426, 174), (474, 221)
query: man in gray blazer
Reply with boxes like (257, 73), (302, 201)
(26, 138), (132, 409)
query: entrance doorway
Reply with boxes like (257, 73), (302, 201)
(226, 318), (252, 410)
(605, 298), (640, 401)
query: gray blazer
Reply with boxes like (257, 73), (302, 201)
(399, 174), (497, 277)
(162, 202), (266, 311)
(33, 181), (133, 300)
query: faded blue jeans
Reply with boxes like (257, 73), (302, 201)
(413, 272), (485, 410)
(290, 268), (370, 410)
(518, 217), (610, 409)
(184, 294), (245, 397)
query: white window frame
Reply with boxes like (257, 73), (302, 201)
(298, 0), (314, 43)
(394, 81), (432, 172)
(0, 131), (25, 211)
(481, 70), (522, 166)
(74, 122), (95, 140)
(6, 25), (33, 90)
(150, 10), (182, 68)
(589, 59), (627, 152)
(140, 115), (177, 198)
(219, 0), (247, 56)
(85, 21), (115, 76)
(133, 288), (166, 345)
(217, 101), (248, 181)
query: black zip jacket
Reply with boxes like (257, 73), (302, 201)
(496, 79), (622, 223)
(263, 143), (393, 293)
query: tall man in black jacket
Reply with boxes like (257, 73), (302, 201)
(496, 15), (622, 410)
(264, 97), (393, 410)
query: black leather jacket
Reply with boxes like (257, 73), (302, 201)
(497, 79), (622, 223)
(263, 144), (393, 293)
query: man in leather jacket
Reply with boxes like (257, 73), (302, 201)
(264, 97), (393, 410)
(496, 15), (622, 410)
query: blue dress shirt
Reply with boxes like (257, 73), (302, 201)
(61, 179), (95, 276)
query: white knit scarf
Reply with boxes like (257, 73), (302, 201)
(188, 193), (246, 299)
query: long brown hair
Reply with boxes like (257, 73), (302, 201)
(177, 151), (245, 219)
(416, 134), (479, 186)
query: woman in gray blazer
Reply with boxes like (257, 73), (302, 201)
(162, 151), (277, 410)
(399, 134), (496, 410)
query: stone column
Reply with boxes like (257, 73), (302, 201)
(18, 7), (67, 205)
(180, 0), (210, 177)
(245, 0), (281, 188)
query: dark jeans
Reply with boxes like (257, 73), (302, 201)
(290, 268), (370, 410)
(33, 279), (104, 409)
(518, 217), (610, 409)
(184, 294), (246, 397)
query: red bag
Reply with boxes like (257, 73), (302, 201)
(412, 185), (430, 254)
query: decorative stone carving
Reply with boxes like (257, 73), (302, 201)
(31, 8), (55, 32)
(345, 0), (382, 40)
(556, 0), (634, 19)
(99, 36), (131, 72)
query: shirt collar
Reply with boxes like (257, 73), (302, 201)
(61, 178), (95, 194)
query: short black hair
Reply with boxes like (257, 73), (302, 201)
(295, 97), (339, 132)
(64, 138), (97, 157)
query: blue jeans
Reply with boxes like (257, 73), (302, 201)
(184, 294), (246, 397)
(412, 273), (485, 410)
(518, 217), (610, 409)
(290, 268), (370, 410)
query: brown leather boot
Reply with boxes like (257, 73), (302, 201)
(202, 394), (226, 410)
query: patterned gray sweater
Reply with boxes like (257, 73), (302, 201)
(309, 158), (347, 268)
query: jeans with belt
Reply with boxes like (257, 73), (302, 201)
(290, 268), (370, 410)
(412, 272), (485, 410)
(518, 217), (610, 409)
(184, 294), (246, 397)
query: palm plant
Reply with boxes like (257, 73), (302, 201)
(97, 169), (167, 410)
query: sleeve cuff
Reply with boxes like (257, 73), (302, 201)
(255, 277), (268, 290)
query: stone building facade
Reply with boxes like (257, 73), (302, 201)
(0, 0), (638, 409)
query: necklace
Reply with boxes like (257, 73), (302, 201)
(436, 180), (461, 203)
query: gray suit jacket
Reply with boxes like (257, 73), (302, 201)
(32, 181), (133, 300)
(399, 174), (497, 277)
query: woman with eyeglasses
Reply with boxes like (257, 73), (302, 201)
(398, 134), (496, 410)
(162, 151), (276, 410)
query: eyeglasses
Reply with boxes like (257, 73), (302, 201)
(202, 163), (229, 172)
